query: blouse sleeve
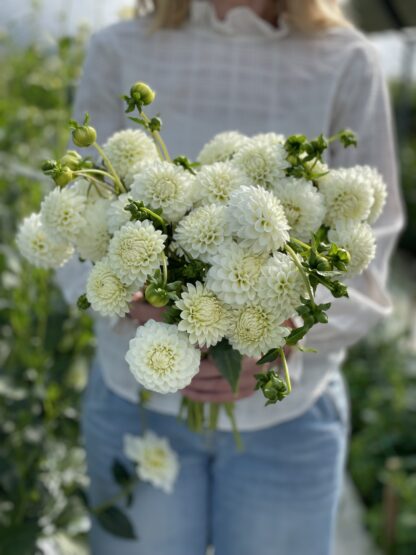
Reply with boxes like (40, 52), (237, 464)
(305, 39), (405, 353)
(55, 28), (125, 305)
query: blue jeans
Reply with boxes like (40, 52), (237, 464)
(82, 365), (348, 555)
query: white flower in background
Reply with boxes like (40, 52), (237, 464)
(71, 178), (113, 203)
(175, 282), (232, 347)
(358, 165), (387, 224)
(131, 161), (193, 223)
(257, 252), (305, 319)
(173, 204), (229, 263)
(40, 187), (86, 242)
(125, 320), (201, 394)
(107, 193), (132, 234)
(197, 131), (248, 165)
(232, 137), (289, 190)
(251, 132), (285, 147)
(206, 241), (268, 306)
(103, 129), (159, 181)
(226, 185), (290, 253)
(86, 257), (136, 317)
(317, 168), (374, 226)
(328, 221), (376, 277)
(193, 162), (250, 205)
(16, 213), (74, 269)
(108, 220), (166, 286)
(227, 304), (290, 357)
(123, 432), (179, 494)
(75, 199), (111, 262)
(273, 177), (325, 241)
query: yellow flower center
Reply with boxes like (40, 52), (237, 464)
(147, 344), (176, 375)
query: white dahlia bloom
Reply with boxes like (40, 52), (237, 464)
(257, 252), (305, 319)
(176, 282), (232, 347)
(227, 304), (290, 357)
(173, 204), (229, 263)
(123, 432), (179, 494)
(317, 168), (374, 226)
(358, 165), (387, 224)
(107, 193), (132, 234)
(103, 129), (159, 181)
(75, 199), (111, 262)
(205, 241), (268, 306)
(193, 162), (250, 205)
(40, 187), (86, 242)
(125, 320), (201, 394)
(71, 178), (113, 203)
(197, 131), (248, 165)
(273, 177), (325, 241)
(232, 137), (289, 190)
(328, 221), (376, 277)
(251, 132), (286, 147)
(131, 161), (194, 223)
(86, 257), (136, 317)
(108, 220), (166, 286)
(16, 213), (74, 269)
(226, 185), (289, 253)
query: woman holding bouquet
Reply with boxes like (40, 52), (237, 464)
(56, 0), (404, 553)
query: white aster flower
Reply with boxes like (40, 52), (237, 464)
(131, 161), (194, 223)
(257, 252), (305, 319)
(317, 168), (374, 227)
(205, 241), (268, 306)
(16, 213), (74, 269)
(103, 129), (159, 181)
(173, 204), (229, 263)
(227, 303), (290, 357)
(176, 282), (232, 347)
(328, 221), (376, 277)
(75, 199), (111, 262)
(193, 162), (250, 205)
(40, 187), (86, 242)
(123, 432), (179, 494)
(232, 137), (289, 190)
(108, 220), (166, 286)
(197, 131), (248, 165)
(125, 320), (201, 394)
(107, 193), (132, 234)
(86, 257), (136, 317)
(226, 185), (290, 253)
(357, 165), (387, 224)
(273, 177), (325, 241)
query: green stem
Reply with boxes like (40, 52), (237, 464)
(93, 142), (127, 194)
(139, 205), (167, 233)
(291, 237), (311, 250)
(74, 168), (115, 181)
(92, 480), (138, 514)
(141, 112), (172, 162)
(223, 403), (243, 452)
(279, 347), (292, 394)
(209, 403), (220, 431)
(285, 243), (315, 305)
(161, 253), (168, 286)
(74, 172), (114, 196)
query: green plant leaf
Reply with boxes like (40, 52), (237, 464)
(210, 339), (242, 393)
(95, 506), (137, 539)
(0, 520), (40, 555)
(256, 348), (280, 365)
(112, 459), (133, 489)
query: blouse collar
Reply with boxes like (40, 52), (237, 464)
(190, 1), (290, 40)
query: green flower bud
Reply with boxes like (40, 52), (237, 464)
(72, 125), (97, 148)
(41, 159), (57, 173)
(130, 82), (156, 106)
(144, 283), (169, 307)
(54, 167), (74, 187)
(77, 294), (91, 310)
(316, 256), (331, 272)
(255, 370), (289, 405)
(61, 150), (83, 170)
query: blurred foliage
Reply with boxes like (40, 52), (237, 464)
(0, 30), (94, 553)
(350, 0), (416, 31)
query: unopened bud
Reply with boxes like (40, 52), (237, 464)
(72, 125), (97, 148)
(42, 159), (57, 173)
(61, 150), (83, 169)
(130, 82), (156, 106)
(54, 167), (74, 187)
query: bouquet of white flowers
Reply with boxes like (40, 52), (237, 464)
(17, 82), (386, 442)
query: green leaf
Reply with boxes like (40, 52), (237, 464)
(256, 348), (280, 365)
(112, 459), (133, 489)
(209, 339), (242, 393)
(0, 520), (40, 555)
(95, 505), (137, 539)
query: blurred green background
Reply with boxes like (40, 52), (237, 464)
(0, 2), (415, 554)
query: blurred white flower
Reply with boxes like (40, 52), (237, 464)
(193, 162), (250, 205)
(176, 282), (232, 347)
(71, 178), (113, 203)
(328, 221), (376, 277)
(16, 213), (74, 269)
(358, 165), (387, 224)
(108, 220), (166, 286)
(123, 431), (179, 494)
(75, 199), (111, 262)
(197, 131), (248, 165)
(107, 193), (132, 234)
(40, 187), (86, 242)
(251, 132), (285, 147)
(125, 320), (201, 394)
(103, 129), (159, 181)
(226, 185), (289, 253)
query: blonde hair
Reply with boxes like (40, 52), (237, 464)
(146, 0), (351, 32)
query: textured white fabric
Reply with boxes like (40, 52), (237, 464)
(55, 1), (404, 430)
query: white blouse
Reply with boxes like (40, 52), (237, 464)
(56, 1), (404, 430)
